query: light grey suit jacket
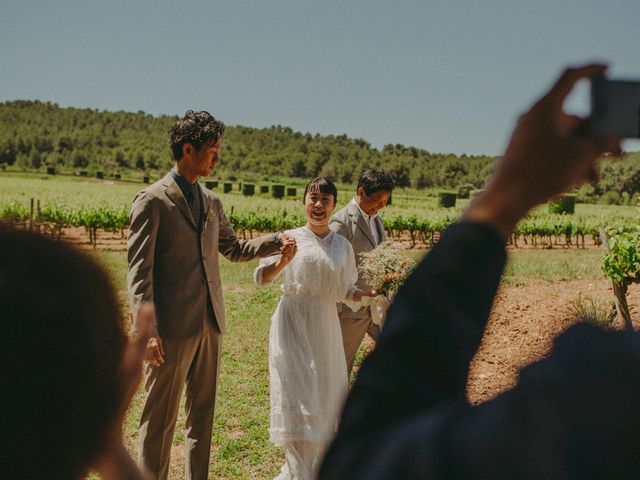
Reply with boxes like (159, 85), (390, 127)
(127, 172), (279, 339)
(329, 200), (386, 319)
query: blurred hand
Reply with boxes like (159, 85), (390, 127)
(95, 303), (155, 479)
(465, 64), (621, 237)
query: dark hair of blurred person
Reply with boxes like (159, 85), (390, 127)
(0, 224), (148, 479)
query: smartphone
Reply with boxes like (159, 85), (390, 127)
(590, 76), (640, 138)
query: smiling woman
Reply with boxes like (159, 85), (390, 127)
(253, 177), (376, 479)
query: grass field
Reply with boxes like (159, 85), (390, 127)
(1, 171), (630, 478)
(87, 242), (608, 479)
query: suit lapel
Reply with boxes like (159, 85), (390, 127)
(375, 216), (385, 243)
(163, 173), (197, 230)
(348, 202), (375, 247)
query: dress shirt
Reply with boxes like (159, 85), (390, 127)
(351, 198), (381, 245)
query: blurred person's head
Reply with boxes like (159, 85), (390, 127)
(0, 224), (127, 479)
(356, 169), (394, 215)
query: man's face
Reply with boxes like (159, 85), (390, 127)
(189, 138), (222, 177)
(356, 187), (390, 216)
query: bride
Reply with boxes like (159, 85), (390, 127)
(254, 177), (375, 480)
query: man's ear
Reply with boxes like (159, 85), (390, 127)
(356, 186), (365, 198)
(182, 143), (193, 159)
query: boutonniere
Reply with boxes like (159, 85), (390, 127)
(204, 207), (217, 229)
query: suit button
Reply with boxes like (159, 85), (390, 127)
(202, 255), (207, 260)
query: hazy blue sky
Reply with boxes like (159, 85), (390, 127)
(1, 0), (639, 155)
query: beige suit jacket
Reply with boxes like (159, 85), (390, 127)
(127, 172), (278, 339)
(329, 200), (386, 319)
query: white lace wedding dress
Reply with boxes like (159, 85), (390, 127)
(254, 226), (359, 479)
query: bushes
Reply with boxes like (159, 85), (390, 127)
(548, 194), (576, 214)
(457, 183), (475, 199)
(598, 191), (621, 205)
(437, 191), (457, 208)
(272, 184), (285, 199)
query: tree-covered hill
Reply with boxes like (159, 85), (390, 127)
(1, 100), (639, 202)
(0, 100), (495, 189)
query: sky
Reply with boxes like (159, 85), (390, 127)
(1, 0), (639, 155)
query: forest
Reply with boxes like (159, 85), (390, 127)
(1, 100), (640, 203)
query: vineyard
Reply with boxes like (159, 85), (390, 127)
(2, 172), (640, 248)
(3, 172), (640, 308)
(3, 194), (639, 249)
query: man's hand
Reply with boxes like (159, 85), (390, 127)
(145, 334), (164, 367)
(142, 306), (164, 366)
(464, 64), (621, 238)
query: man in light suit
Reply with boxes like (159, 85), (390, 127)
(127, 111), (291, 480)
(329, 169), (394, 374)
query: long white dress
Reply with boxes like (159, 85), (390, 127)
(254, 226), (359, 479)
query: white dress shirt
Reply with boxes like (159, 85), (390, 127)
(351, 198), (381, 245)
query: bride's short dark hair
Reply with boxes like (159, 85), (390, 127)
(303, 177), (337, 204)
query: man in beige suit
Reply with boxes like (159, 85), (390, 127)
(127, 111), (291, 480)
(329, 169), (394, 375)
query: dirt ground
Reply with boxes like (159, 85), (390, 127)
(50, 225), (639, 404)
(467, 279), (640, 403)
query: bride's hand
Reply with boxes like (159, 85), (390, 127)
(279, 239), (297, 264)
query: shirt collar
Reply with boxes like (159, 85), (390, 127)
(351, 197), (377, 221)
(170, 169), (198, 199)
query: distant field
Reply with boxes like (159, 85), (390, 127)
(1, 170), (638, 219)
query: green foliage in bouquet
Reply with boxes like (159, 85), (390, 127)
(358, 241), (416, 297)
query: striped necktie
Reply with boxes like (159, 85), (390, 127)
(188, 183), (202, 229)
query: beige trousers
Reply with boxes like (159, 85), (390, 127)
(138, 319), (222, 480)
(339, 307), (381, 375)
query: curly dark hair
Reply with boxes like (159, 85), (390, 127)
(303, 177), (338, 205)
(357, 169), (395, 195)
(0, 224), (126, 479)
(169, 110), (225, 161)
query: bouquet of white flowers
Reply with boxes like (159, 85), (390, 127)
(358, 241), (416, 328)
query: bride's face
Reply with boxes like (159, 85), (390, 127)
(305, 190), (336, 227)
